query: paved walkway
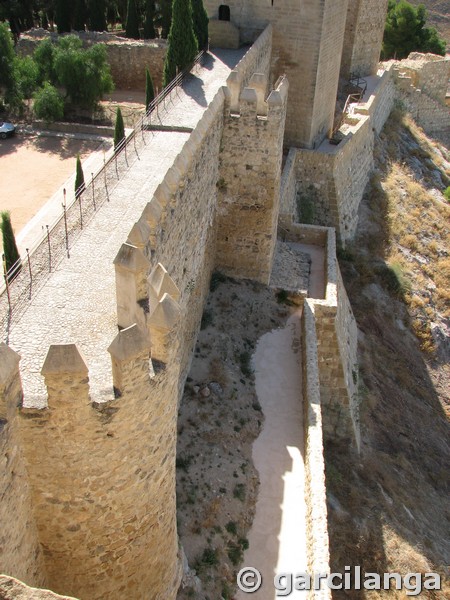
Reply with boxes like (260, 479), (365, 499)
(6, 48), (246, 408)
(237, 313), (307, 599)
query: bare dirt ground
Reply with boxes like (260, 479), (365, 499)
(176, 274), (294, 600)
(0, 134), (101, 249)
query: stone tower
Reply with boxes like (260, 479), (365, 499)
(341, 0), (390, 78)
(205, 0), (350, 148)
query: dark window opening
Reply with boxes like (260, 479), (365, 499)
(219, 5), (231, 21)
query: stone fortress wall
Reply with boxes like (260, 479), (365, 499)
(0, 27), (295, 600)
(2, 6), (450, 600)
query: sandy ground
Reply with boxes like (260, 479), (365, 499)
(0, 134), (102, 250)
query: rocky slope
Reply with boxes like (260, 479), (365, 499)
(326, 110), (449, 598)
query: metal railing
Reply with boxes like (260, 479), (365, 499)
(330, 73), (368, 142)
(1, 50), (207, 339)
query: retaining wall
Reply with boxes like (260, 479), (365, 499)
(301, 302), (332, 600)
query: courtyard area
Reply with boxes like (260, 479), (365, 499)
(0, 133), (105, 250)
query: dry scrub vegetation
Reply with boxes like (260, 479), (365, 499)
(327, 109), (449, 598)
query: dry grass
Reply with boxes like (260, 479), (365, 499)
(328, 109), (450, 599)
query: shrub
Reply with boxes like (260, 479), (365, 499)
(33, 38), (56, 85)
(33, 83), (64, 122)
(1, 211), (21, 282)
(53, 36), (114, 109)
(145, 68), (155, 109)
(233, 483), (246, 502)
(75, 155), (85, 198)
(444, 187), (450, 202)
(375, 261), (411, 298)
(114, 106), (125, 149)
(15, 56), (39, 99)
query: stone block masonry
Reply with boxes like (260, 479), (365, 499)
(0, 344), (47, 590)
(294, 64), (397, 244)
(216, 71), (288, 283)
(341, 0), (389, 78)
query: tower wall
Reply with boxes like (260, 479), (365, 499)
(216, 72), (288, 283)
(340, 0), (389, 78)
(205, 0), (349, 148)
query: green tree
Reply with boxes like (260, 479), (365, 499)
(1, 211), (21, 281)
(143, 0), (156, 39)
(15, 55), (40, 99)
(73, 0), (88, 31)
(145, 67), (155, 109)
(33, 82), (64, 121)
(75, 154), (85, 197)
(114, 106), (125, 148)
(125, 0), (140, 38)
(191, 0), (208, 50)
(55, 0), (72, 33)
(33, 37), (56, 85)
(160, 0), (172, 38)
(163, 0), (198, 86)
(0, 21), (17, 96)
(382, 1), (446, 59)
(52, 36), (114, 109)
(88, 0), (107, 31)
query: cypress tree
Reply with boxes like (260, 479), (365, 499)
(1, 211), (21, 281)
(145, 68), (155, 109)
(160, 0), (172, 39)
(88, 0), (107, 32)
(75, 154), (85, 197)
(163, 0), (198, 86)
(73, 0), (87, 31)
(125, 0), (140, 39)
(191, 0), (208, 50)
(55, 0), (72, 34)
(114, 107), (125, 149)
(143, 0), (156, 39)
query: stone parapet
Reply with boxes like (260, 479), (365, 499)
(0, 344), (46, 589)
(301, 302), (332, 600)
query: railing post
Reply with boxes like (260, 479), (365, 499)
(133, 133), (139, 159)
(77, 185), (83, 229)
(26, 248), (32, 289)
(45, 225), (52, 272)
(2, 254), (11, 311)
(62, 188), (69, 258)
(91, 172), (96, 211)
(115, 147), (119, 179)
(104, 150), (109, 201)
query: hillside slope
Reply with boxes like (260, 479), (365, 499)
(326, 111), (450, 598)
(411, 0), (450, 44)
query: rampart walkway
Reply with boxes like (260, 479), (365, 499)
(4, 48), (245, 408)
